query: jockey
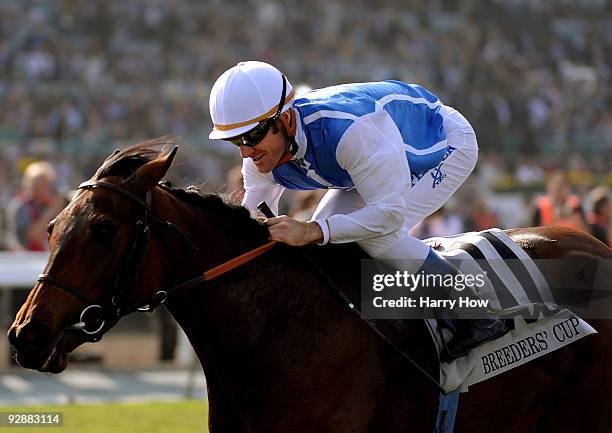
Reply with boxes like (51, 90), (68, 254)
(209, 61), (507, 358)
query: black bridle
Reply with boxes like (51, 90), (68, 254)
(37, 180), (177, 337)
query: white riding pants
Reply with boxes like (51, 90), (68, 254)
(311, 105), (478, 271)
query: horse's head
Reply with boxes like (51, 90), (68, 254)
(8, 140), (177, 373)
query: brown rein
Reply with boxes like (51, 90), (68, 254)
(203, 240), (277, 280)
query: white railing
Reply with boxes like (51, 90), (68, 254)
(0, 252), (48, 288)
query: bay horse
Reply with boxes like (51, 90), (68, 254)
(8, 140), (612, 433)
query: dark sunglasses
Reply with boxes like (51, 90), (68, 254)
(228, 75), (287, 147)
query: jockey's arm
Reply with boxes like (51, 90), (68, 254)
(314, 112), (409, 245)
(242, 158), (323, 245)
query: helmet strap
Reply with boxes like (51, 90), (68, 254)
(275, 150), (293, 168)
(274, 116), (298, 168)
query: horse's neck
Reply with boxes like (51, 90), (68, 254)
(164, 261), (437, 431)
(166, 256), (310, 354)
(164, 255), (330, 419)
(158, 213), (437, 428)
(152, 188), (300, 353)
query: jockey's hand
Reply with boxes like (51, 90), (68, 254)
(265, 215), (323, 246)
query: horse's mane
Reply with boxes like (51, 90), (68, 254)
(93, 137), (269, 245)
(161, 183), (270, 244)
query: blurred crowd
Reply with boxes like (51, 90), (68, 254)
(0, 0), (611, 250)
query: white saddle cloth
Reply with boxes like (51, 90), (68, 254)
(425, 228), (597, 393)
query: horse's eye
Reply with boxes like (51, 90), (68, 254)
(91, 221), (117, 245)
(46, 220), (55, 236)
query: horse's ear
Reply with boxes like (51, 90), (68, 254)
(124, 146), (178, 193)
(100, 149), (121, 164)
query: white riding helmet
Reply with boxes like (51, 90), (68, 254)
(209, 61), (295, 140)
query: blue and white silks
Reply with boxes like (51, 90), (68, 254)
(272, 80), (448, 190)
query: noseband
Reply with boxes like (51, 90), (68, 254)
(37, 180), (171, 337)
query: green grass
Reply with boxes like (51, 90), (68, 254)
(2, 400), (209, 433)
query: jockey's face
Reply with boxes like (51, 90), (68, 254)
(239, 118), (288, 174)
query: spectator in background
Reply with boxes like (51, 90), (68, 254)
(587, 186), (610, 246)
(465, 199), (498, 232)
(514, 156), (545, 186)
(532, 171), (587, 232)
(5, 161), (67, 251)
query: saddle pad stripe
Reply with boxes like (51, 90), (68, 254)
(480, 232), (544, 304)
(438, 248), (504, 310)
(450, 233), (532, 307)
(451, 242), (518, 308)
(486, 230), (554, 302)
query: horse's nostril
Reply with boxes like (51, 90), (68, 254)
(23, 328), (37, 344)
(15, 322), (53, 351)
